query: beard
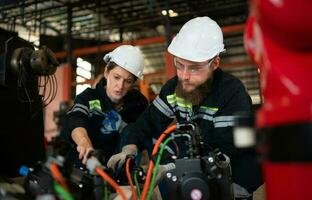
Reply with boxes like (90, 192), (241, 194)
(175, 76), (214, 105)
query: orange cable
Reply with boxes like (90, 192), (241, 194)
(126, 158), (137, 200)
(95, 167), (127, 200)
(50, 162), (69, 190)
(140, 124), (177, 200)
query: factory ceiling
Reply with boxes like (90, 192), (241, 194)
(1, 0), (259, 102)
(1, 0), (248, 41)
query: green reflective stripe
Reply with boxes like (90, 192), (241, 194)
(167, 93), (176, 104)
(89, 99), (101, 110)
(175, 106), (191, 113)
(166, 93), (192, 108)
(177, 102), (192, 108)
(198, 106), (219, 115)
(167, 93), (176, 100)
(176, 97), (192, 108)
(200, 106), (219, 111)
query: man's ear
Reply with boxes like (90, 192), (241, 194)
(212, 56), (220, 71)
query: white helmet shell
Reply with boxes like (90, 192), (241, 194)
(168, 16), (225, 62)
(103, 45), (144, 79)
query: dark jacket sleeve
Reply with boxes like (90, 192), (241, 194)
(120, 90), (149, 123)
(214, 78), (263, 192)
(63, 90), (92, 141)
(124, 83), (175, 151)
(213, 79), (252, 159)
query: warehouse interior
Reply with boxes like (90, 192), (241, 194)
(1, 0), (311, 200)
(1, 0), (261, 138)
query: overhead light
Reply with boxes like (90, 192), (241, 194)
(161, 9), (178, 17)
(168, 9), (178, 17)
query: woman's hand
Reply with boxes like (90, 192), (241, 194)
(71, 127), (94, 164)
(77, 144), (94, 164)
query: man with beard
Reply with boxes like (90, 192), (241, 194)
(108, 17), (263, 199)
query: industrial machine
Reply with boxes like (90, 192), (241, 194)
(0, 122), (234, 200)
(165, 122), (233, 200)
(0, 35), (59, 177)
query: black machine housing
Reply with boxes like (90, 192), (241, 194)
(0, 35), (58, 177)
(165, 122), (234, 200)
(22, 137), (146, 200)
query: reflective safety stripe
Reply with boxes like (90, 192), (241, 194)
(179, 112), (191, 119)
(214, 116), (234, 122)
(213, 116), (235, 127)
(192, 106), (218, 121)
(166, 93), (176, 102)
(68, 103), (89, 116)
(198, 106), (218, 115)
(167, 93), (192, 108)
(166, 93), (235, 128)
(68, 103), (106, 117)
(214, 121), (235, 128)
(171, 105), (191, 114)
(192, 113), (213, 121)
(166, 93), (193, 119)
(153, 96), (174, 117)
(90, 108), (105, 117)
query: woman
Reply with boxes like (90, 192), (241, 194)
(64, 45), (148, 165)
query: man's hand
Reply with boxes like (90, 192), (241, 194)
(154, 163), (176, 186)
(107, 144), (137, 171)
(141, 162), (176, 186)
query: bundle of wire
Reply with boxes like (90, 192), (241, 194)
(140, 124), (177, 200)
(126, 158), (137, 200)
(95, 167), (127, 200)
(120, 124), (177, 200)
(48, 124), (177, 200)
(38, 74), (58, 107)
(50, 161), (128, 200)
(50, 162), (74, 200)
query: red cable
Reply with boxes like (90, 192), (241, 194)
(126, 158), (137, 200)
(50, 162), (69, 190)
(95, 167), (127, 200)
(140, 124), (177, 200)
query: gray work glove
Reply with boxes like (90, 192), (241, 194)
(142, 162), (176, 187)
(154, 163), (176, 186)
(107, 144), (137, 171)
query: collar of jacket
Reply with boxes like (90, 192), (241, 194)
(95, 78), (115, 111)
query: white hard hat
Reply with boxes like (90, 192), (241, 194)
(168, 16), (225, 62)
(103, 45), (144, 79)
